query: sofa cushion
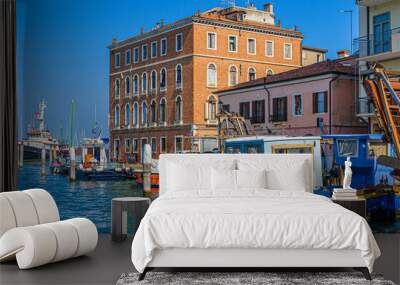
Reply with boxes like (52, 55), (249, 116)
(0, 192), (39, 227)
(23, 189), (60, 224)
(0, 196), (17, 238)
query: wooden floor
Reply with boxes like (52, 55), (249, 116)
(1, 233), (399, 285)
(0, 234), (133, 285)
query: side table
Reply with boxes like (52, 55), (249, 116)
(111, 197), (150, 242)
(332, 198), (366, 219)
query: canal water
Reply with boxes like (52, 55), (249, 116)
(18, 161), (143, 233)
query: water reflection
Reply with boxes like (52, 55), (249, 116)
(18, 161), (143, 233)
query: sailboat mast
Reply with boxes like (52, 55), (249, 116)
(68, 100), (76, 148)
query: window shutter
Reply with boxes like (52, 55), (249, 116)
(272, 98), (277, 117)
(283, 97), (287, 120)
(204, 102), (209, 120)
(324, 91), (328, 113)
(312, 93), (316, 114)
(261, 100), (265, 123)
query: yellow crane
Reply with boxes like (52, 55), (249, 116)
(362, 64), (400, 158)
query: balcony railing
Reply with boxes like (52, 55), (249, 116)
(353, 27), (400, 57)
(269, 114), (287, 123)
(250, 116), (265, 124)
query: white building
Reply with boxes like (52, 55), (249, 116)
(355, 0), (400, 126)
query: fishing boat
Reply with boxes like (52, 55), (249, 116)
(321, 134), (393, 189)
(21, 100), (58, 160)
(75, 137), (130, 181)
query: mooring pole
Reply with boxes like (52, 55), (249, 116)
(142, 144), (152, 197)
(69, 147), (76, 181)
(41, 146), (46, 176)
(49, 145), (53, 163)
(18, 143), (24, 168)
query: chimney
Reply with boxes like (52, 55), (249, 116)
(111, 38), (117, 45)
(140, 26), (144, 35)
(337, 49), (350, 59)
(263, 3), (273, 13)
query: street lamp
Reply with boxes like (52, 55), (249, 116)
(339, 9), (353, 54)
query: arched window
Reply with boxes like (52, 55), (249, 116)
(114, 79), (120, 98)
(150, 100), (157, 125)
(125, 76), (130, 97)
(142, 101), (147, 126)
(207, 63), (217, 87)
(159, 97), (167, 125)
(248, 67), (256, 81)
(125, 103), (130, 127)
(133, 102), (138, 127)
(175, 64), (182, 89)
(160, 68), (167, 91)
(151, 70), (157, 91)
(229, 65), (237, 86)
(207, 95), (217, 121)
(142, 72), (147, 94)
(133, 74), (139, 95)
(175, 96), (182, 123)
(266, 69), (274, 76)
(114, 104), (120, 128)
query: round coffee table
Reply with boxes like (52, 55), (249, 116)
(111, 197), (150, 242)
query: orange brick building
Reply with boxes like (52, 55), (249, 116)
(108, 4), (303, 162)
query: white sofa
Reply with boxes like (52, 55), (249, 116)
(0, 189), (98, 269)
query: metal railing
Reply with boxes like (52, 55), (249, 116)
(269, 114), (287, 123)
(353, 27), (400, 57)
(250, 116), (265, 124)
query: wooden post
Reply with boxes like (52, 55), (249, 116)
(143, 164), (151, 197)
(142, 144), (152, 197)
(54, 147), (57, 161)
(49, 145), (53, 163)
(18, 143), (24, 168)
(41, 146), (46, 176)
(69, 147), (76, 181)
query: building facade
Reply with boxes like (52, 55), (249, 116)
(215, 57), (368, 136)
(355, 0), (400, 128)
(108, 4), (304, 161)
(301, 46), (328, 66)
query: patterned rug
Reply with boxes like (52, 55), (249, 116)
(116, 271), (396, 285)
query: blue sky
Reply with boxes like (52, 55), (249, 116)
(17, 0), (358, 141)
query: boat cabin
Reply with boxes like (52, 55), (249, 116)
(80, 138), (107, 168)
(224, 136), (323, 188)
(321, 134), (392, 189)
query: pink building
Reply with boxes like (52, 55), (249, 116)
(215, 57), (368, 136)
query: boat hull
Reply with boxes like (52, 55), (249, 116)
(76, 169), (128, 181)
